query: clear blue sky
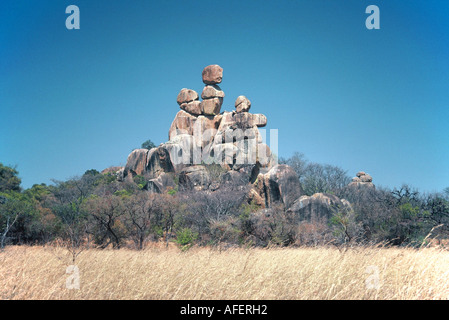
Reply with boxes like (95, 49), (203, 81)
(1, 0), (448, 193)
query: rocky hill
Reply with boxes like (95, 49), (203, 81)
(110, 65), (370, 221)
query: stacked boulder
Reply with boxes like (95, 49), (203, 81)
(201, 65), (224, 116)
(177, 89), (201, 116)
(169, 64), (272, 171)
(348, 171), (375, 188)
(118, 65), (351, 220)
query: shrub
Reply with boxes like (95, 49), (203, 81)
(176, 227), (198, 248)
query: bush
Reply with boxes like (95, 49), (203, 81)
(176, 227), (198, 248)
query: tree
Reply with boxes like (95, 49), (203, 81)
(48, 176), (95, 260)
(443, 187), (449, 198)
(279, 152), (308, 179)
(141, 139), (156, 150)
(123, 192), (157, 249)
(279, 153), (351, 196)
(154, 194), (183, 248)
(0, 192), (31, 249)
(84, 169), (100, 176)
(0, 163), (21, 193)
(84, 194), (126, 249)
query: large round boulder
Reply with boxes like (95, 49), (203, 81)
(287, 193), (352, 221)
(202, 65), (223, 85)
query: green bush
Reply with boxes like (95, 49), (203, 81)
(176, 227), (198, 247)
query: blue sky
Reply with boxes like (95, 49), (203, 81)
(1, 0), (448, 193)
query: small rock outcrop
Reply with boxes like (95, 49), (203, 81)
(122, 146), (175, 181)
(348, 171), (375, 188)
(287, 193), (352, 221)
(179, 165), (211, 191)
(254, 165), (303, 209)
(235, 96), (251, 113)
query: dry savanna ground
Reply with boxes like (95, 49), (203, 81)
(1, 244), (449, 300)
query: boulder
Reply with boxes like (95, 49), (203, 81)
(287, 193), (352, 221)
(248, 188), (266, 208)
(192, 115), (222, 146)
(348, 171), (375, 188)
(146, 146), (175, 179)
(222, 170), (249, 186)
(201, 85), (225, 99)
(258, 164), (303, 209)
(206, 143), (239, 168)
(235, 96), (251, 113)
(202, 65), (223, 85)
(215, 112), (267, 144)
(231, 163), (260, 183)
(249, 114), (267, 127)
(146, 172), (176, 194)
(169, 110), (198, 140)
(101, 166), (124, 175)
(201, 97), (223, 116)
(164, 134), (195, 172)
(178, 165), (211, 191)
(360, 174), (373, 183)
(116, 167), (125, 182)
(177, 88), (199, 105)
(180, 100), (202, 116)
(123, 149), (150, 178)
(232, 112), (267, 128)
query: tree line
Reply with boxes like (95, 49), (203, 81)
(1, 154), (448, 251)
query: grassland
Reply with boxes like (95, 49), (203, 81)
(1, 244), (449, 300)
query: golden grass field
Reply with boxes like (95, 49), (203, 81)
(1, 244), (449, 300)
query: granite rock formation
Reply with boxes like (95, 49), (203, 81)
(348, 171), (375, 188)
(119, 65), (352, 219)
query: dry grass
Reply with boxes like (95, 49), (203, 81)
(1, 244), (449, 300)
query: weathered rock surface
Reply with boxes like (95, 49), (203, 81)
(146, 146), (175, 179)
(146, 172), (176, 194)
(123, 149), (150, 178)
(169, 110), (198, 140)
(180, 100), (202, 116)
(223, 163), (260, 186)
(287, 193), (352, 221)
(255, 164), (303, 209)
(235, 96), (251, 113)
(101, 166), (124, 175)
(163, 134), (195, 173)
(202, 65), (223, 85)
(179, 165), (211, 191)
(201, 97), (223, 116)
(348, 171), (375, 188)
(177, 88), (199, 106)
(202, 85), (225, 99)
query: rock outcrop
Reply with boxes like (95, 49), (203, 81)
(118, 64), (352, 225)
(287, 193), (352, 221)
(168, 64), (272, 172)
(122, 146), (175, 181)
(179, 165), (211, 191)
(348, 171), (375, 188)
(253, 165), (303, 209)
(146, 172), (176, 193)
(235, 96), (251, 113)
